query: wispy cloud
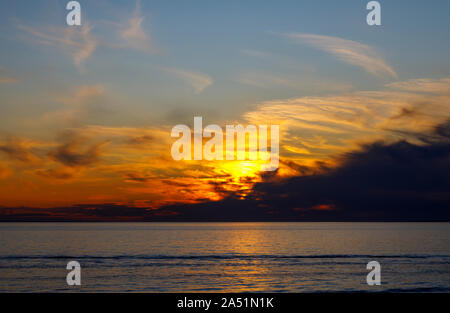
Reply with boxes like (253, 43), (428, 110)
(237, 71), (352, 93)
(38, 85), (106, 126)
(284, 33), (397, 79)
(118, 0), (155, 53)
(17, 0), (154, 69)
(243, 76), (450, 161)
(56, 85), (105, 106)
(17, 22), (97, 70)
(163, 67), (213, 94)
(387, 77), (450, 93)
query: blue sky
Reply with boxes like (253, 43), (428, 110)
(1, 0), (449, 123)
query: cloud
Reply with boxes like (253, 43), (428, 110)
(37, 84), (106, 127)
(163, 67), (213, 94)
(1, 75), (448, 214)
(237, 71), (352, 92)
(152, 119), (450, 221)
(35, 167), (76, 180)
(17, 0), (154, 69)
(74, 125), (167, 148)
(1, 119), (449, 221)
(36, 85), (106, 128)
(0, 203), (154, 222)
(118, 0), (155, 53)
(124, 172), (152, 183)
(284, 33), (397, 79)
(0, 137), (37, 163)
(241, 76), (450, 164)
(17, 22), (97, 70)
(57, 85), (105, 106)
(49, 133), (108, 167)
(125, 135), (154, 146)
(387, 77), (450, 93)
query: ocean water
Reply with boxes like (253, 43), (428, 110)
(0, 222), (449, 292)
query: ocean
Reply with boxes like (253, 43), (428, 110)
(0, 222), (449, 292)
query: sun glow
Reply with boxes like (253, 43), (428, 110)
(219, 161), (262, 180)
(208, 160), (264, 199)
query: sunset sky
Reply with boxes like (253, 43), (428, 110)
(0, 0), (449, 221)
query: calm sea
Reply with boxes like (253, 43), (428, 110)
(0, 222), (449, 292)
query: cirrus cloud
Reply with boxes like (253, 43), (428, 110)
(162, 67), (213, 94)
(17, 22), (97, 71)
(284, 33), (397, 79)
(118, 0), (155, 53)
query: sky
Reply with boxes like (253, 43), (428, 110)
(0, 0), (449, 221)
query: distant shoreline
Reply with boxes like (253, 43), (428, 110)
(1, 220), (449, 223)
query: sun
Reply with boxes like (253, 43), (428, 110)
(218, 160), (264, 180)
(206, 160), (264, 199)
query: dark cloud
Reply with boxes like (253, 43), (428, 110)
(434, 119), (450, 139)
(390, 106), (418, 120)
(280, 159), (329, 175)
(162, 180), (191, 187)
(35, 168), (75, 180)
(154, 119), (450, 221)
(49, 134), (108, 167)
(126, 135), (154, 146)
(0, 137), (36, 162)
(0, 204), (154, 222)
(387, 118), (450, 144)
(125, 172), (152, 183)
